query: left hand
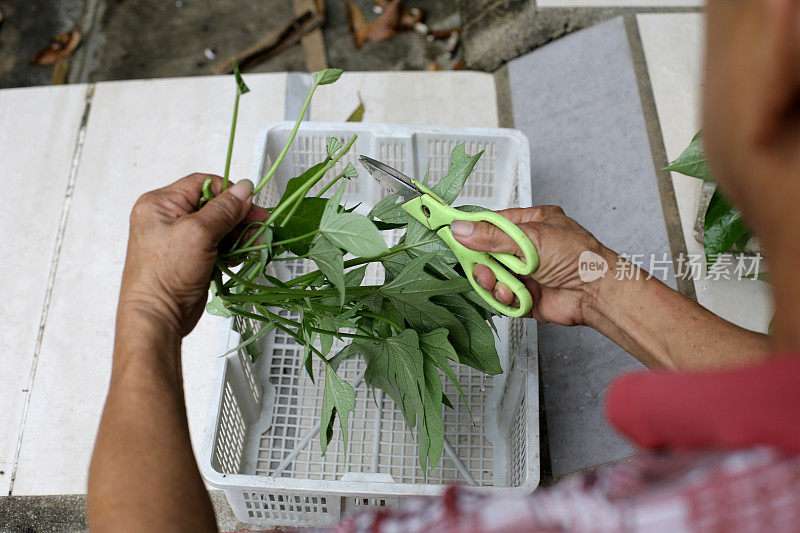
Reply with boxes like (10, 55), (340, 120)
(119, 173), (268, 337)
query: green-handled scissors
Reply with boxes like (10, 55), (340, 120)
(358, 155), (539, 318)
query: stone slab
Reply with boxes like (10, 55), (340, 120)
(637, 13), (773, 333)
(0, 84), (88, 495)
(12, 74), (287, 495)
(508, 17), (675, 476)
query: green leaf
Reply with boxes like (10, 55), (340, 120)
(442, 392), (454, 409)
(272, 197), (328, 255)
(342, 162), (358, 180)
(319, 186), (389, 257)
(419, 329), (471, 418)
(320, 363), (356, 455)
(369, 194), (410, 224)
(309, 234), (346, 306)
(432, 295), (502, 375)
(313, 68), (344, 86)
(326, 137), (342, 158)
(381, 253), (471, 299)
(431, 144), (483, 204)
(344, 264), (368, 286)
(663, 131), (713, 181)
(206, 290), (233, 318)
(222, 323), (276, 359)
(279, 162), (327, 207)
(360, 330), (425, 428)
(315, 315), (338, 355)
(704, 188), (750, 268)
(232, 60), (251, 95)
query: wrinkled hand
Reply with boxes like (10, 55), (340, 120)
(450, 206), (612, 326)
(119, 173), (268, 337)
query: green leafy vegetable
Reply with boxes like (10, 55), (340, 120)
(320, 363), (356, 454)
(205, 69), (505, 474)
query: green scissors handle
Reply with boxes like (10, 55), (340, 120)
(402, 181), (540, 318)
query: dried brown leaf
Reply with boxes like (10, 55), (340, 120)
(366, 0), (401, 43)
(453, 59), (464, 70)
(426, 61), (442, 71)
(29, 27), (81, 66)
(399, 7), (423, 30)
(347, 2), (369, 49)
(429, 27), (460, 40)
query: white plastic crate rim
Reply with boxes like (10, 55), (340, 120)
(201, 122), (539, 528)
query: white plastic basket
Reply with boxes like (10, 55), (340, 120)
(200, 122), (539, 528)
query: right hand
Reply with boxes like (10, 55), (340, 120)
(450, 206), (614, 326)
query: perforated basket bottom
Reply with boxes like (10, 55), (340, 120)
(238, 253), (498, 486)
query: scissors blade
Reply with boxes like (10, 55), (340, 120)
(358, 155), (422, 202)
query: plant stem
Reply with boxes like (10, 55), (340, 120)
(272, 230), (318, 247)
(218, 285), (381, 303)
(223, 87), (242, 190)
(275, 135), (357, 228)
(315, 169), (348, 198)
(254, 80), (319, 195)
(286, 239), (436, 287)
(236, 135), (356, 252)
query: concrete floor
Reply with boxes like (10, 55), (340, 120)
(0, 0), (702, 89)
(0, 0), (463, 89)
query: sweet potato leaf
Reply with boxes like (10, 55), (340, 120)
(309, 234), (346, 306)
(319, 186), (388, 257)
(433, 294), (502, 375)
(320, 363), (356, 455)
(432, 144), (483, 204)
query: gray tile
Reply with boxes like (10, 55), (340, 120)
(508, 17), (675, 476)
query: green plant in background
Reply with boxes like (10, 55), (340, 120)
(664, 131), (753, 268)
(203, 66), (503, 475)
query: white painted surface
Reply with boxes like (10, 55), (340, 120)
(638, 13), (773, 332)
(539, 0), (702, 6)
(310, 72), (499, 127)
(0, 84), (89, 495)
(12, 74), (287, 495)
(10, 71), (500, 495)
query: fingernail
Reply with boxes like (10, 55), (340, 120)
(451, 220), (473, 237)
(230, 179), (254, 202)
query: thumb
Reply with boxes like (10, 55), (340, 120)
(190, 179), (254, 245)
(450, 218), (538, 256)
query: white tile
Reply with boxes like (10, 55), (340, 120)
(539, 0), (703, 6)
(0, 84), (88, 495)
(309, 72), (499, 127)
(12, 74), (287, 495)
(638, 13), (773, 332)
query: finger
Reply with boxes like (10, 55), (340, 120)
(472, 264), (496, 290)
(188, 179), (254, 245)
(451, 217), (527, 255)
(492, 281), (514, 305)
(495, 205), (566, 224)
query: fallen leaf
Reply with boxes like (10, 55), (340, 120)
(29, 27), (81, 66)
(399, 7), (423, 29)
(366, 0), (401, 43)
(426, 61), (442, 71)
(429, 26), (461, 39)
(346, 94), (365, 122)
(453, 59), (464, 70)
(346, 2), (369, 49)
